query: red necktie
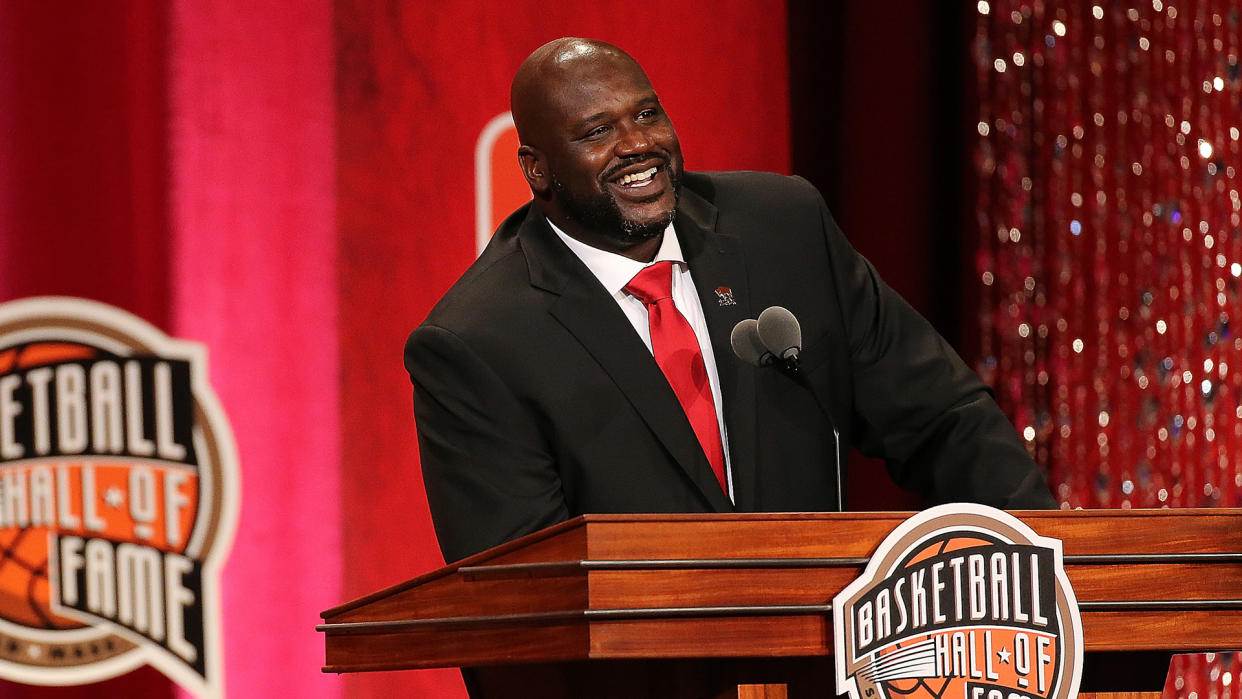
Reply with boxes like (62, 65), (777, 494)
(624, 261), (728, 495)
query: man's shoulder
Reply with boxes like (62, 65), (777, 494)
(683, 170), (823, 207)
(417, 204), (540, 337)
(681, 171), (828, 239)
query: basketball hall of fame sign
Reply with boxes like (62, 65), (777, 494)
(0, 297), (238, 697)
(833, 504), (1083, 699)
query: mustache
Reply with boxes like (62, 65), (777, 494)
(601, 153), (671, 181)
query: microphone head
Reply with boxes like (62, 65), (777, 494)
(757, 306), (802, 360)
(730, 318), (775, 366)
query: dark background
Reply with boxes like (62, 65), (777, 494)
(789, 3), (978, 509)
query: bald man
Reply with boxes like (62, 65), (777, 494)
(406, 38), (1055, 564)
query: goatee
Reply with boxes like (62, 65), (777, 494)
(552, 167), (682, 244)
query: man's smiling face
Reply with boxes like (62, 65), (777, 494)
(514, 43), (684, 258)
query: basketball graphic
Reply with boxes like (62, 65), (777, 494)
(0, 298), (237, 699)
(0, 341), (101, 633)
(834, 505), (1082, 699)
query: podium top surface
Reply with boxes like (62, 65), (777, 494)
(323, 508), (1242, 619)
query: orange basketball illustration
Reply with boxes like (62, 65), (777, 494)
(0, 341), (98, 630)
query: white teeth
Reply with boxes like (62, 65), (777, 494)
(619, 166), (659, 187)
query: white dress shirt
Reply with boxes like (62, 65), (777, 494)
(548, 219), (735, 502)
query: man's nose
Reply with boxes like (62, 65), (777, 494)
(614, 122), (653, 155)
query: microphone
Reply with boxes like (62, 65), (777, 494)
(730, 305), (843, 511)
(730, 318), (776, 367)
(729, 307), (801, 373)
(756, 306), (802, 372)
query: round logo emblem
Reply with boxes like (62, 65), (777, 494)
(0, 297), (237, 697)
(834, 504), (1082, 699)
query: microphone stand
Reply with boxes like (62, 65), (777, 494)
(774, 354), (844, 512)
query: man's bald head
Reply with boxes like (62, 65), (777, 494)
(510, 38), (650, 149)
(508, 37), (683, 261)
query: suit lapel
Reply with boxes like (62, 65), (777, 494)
(676, 188), (759, 511)
(518, 207), (734, 512)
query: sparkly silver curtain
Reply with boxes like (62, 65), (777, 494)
(974, 0), (1239, 694)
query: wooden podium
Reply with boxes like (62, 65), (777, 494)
(320, 510), (1242, 698)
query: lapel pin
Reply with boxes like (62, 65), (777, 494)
(714, 286), (737, 307)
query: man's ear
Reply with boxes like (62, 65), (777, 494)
(518, 145), (550, 196)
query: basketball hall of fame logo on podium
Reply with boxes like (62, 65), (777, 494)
(0, 297), (238, 698)
(833, 504), (1083, 699)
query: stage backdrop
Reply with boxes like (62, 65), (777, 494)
(1, 1), (789, 697)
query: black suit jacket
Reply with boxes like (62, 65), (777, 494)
(406, 171), (1055, 563)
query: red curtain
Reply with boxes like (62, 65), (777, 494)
(0, 1), (341, 698)
(0, 3), (174, 696)
(975, 0), (1241, 694)
(168, 1), (341, 697)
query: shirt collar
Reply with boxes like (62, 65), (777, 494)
(547, 219), (685, 298)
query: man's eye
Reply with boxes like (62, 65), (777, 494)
(637, 108), (659, 120)
(586, 125), (610, 138)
